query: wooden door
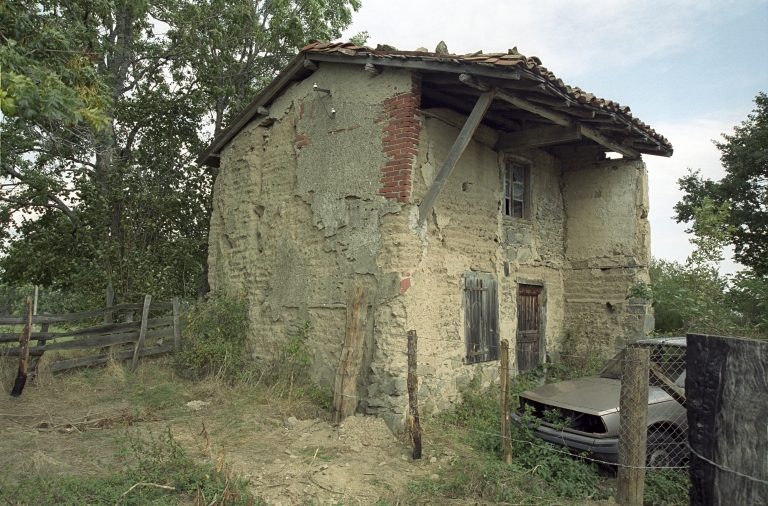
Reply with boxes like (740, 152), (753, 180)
(517, 284), (542, 372)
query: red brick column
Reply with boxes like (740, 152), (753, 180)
(379, 73), (422, 203)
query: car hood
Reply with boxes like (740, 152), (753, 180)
(519, 376), (676, 416)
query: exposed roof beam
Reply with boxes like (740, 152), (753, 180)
(459, 74), (641, 159)
(419, 90), (497, 225)
(307, 53), (521, 80)
(421, 87), (520, 132)
(495, 124), (582, 151)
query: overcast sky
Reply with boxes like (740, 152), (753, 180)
(341, 0), (768, 273)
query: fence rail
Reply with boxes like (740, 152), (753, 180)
(1, 295), (180, 395)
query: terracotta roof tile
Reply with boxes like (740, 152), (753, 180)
(298, 40), (672, 150)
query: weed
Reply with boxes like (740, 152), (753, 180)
(175, 293), (250, 382)
(644, 468), (690, 505)
(0, 427), (258, 505)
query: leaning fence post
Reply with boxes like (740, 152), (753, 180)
(500, 339), (512, 464)
(407, 329), (422, 460)
(131, 294), (152, 372)
(172, 297), (180, 352)
(10, 296), (33, 397)
(617, 347), (650, 506)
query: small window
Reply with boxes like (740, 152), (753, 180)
(463, 272), (499, 364)
(503, 162), (529, 219)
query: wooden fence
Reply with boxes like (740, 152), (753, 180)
(0, 295), (180, 377)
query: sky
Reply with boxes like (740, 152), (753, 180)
(340, 0), (768, 273)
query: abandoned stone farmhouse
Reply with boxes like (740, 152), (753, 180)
(198, 42), (672, 430)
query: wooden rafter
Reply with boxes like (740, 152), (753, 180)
(460, 74), (641, 159)
(418, 90), (497, 224)
(495, 124), (582, 151)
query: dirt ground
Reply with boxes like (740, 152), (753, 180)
(0, 356), (453, 506)
(0, 355), (622, 506)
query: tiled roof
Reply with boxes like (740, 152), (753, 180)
(301, 41), (672, 153)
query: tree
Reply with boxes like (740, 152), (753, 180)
(1, 0), (361, 306)
(674, 92), (768, 274)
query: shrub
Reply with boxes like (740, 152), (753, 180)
(175, 293), (249, 381)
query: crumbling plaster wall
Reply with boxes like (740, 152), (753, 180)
(560, 155), (654, 354)
(208, 63), (414, 404)
(375, 109), (567, 421)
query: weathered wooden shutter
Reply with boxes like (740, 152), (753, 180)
(516, 284), (542, 372)
(464, 273), (499, 364)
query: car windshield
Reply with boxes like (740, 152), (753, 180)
(599, 342), (686, 385)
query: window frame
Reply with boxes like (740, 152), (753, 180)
(502, 160), (531, 220)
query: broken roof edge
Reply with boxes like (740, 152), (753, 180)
(198, 43), (673, 167)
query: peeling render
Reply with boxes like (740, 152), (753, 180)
(207, 62), (654, 432)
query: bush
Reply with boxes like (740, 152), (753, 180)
(175, 294), (249, 381)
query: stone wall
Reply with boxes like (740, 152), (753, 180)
(207, 64), (654, 431)
(560, 155), (653, 354)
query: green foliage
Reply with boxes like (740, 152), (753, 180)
(627, 281), (653, 302)
(175, 294), (250, 381)
(0, 428), (257, 505)
(435, 370), (600, 501)
(1, 0), (361, 305)
(348, 31), (370, 46)
(644, 469), (690, 506)
(675, 92), (768, 274)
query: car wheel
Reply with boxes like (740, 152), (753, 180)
(646, 429), (682, 467)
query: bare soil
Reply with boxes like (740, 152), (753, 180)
(0, 355), (620, 505)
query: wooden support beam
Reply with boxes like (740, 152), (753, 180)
(649, 362), (686, 409)
(422, 88), (520, 132)
(460, 74), (641, 159)
(418, 89), (497, 224)
(500, 339), (512, 464)
(495, 123), (582, 151)
(407, 330), (422, 460)
(331, 286), (369, 424)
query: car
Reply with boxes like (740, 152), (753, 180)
(510, 337), (687, 466)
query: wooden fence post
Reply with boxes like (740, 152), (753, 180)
(500, 339), (512, 464)
(331, 286), (368, 424)
(688, 334), (768, 505)
(131, 295), (152, 372)
(617, 347), (649, 506)
(105, 282), (114, 324)
(10, 296), (32, 397)
(172, 297), (180, 352)
(407, 329), (422, 460)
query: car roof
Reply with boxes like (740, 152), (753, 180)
(633, 337), (686, 347)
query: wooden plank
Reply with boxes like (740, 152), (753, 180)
(10, 296), (32, 397)
(172, 297), (180, 352)
(0, 303), (172, 325)
(50, 343), (175, 373)
(421, 89), (521, 133)
(131, 295), (152, 372)
(307, 52), (522, 81)
(495, 123), (582, 151)
(500, 339), (512, 464)
(649, 361), (686, 409)
(687, 334), (768, 506)
(0, 328), (175, 357)
(331, 286), (369, 423)
(0, 317), (174, 343)
(407, 330), (422, 460)
(617, 347), (649, 506)
(461, 74), (642, 159)
(419, 90), (497, 224)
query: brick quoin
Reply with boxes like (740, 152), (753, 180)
(379, 72), (421, 203)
